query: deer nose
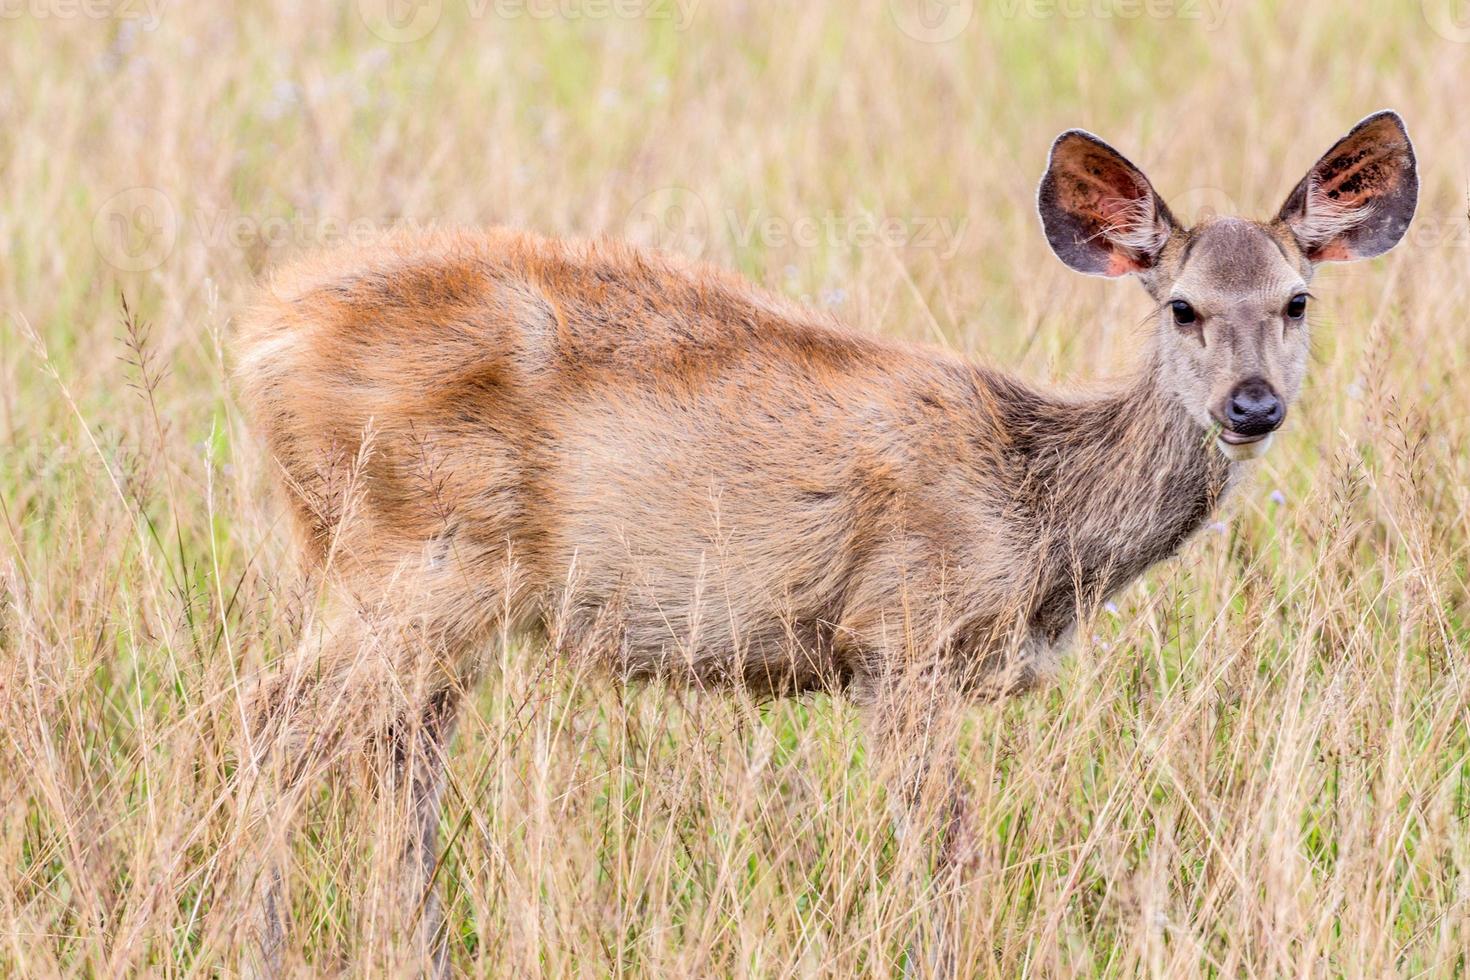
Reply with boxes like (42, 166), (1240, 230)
(1225, 378), (1284, 436)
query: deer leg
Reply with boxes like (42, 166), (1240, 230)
(239, 611), (374, 980)
(860, 674), (977, 979)
(243, 862), (285, 980)
(392, 687), (462, 979)
(239, 604), (474, 979)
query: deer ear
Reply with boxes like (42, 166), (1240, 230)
(1037, 130), (1177, 278)
(1276, 111), (1418, 263)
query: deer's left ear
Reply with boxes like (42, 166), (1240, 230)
(1276, 110), (1418, 263)
(1037, 130), (1178, 278)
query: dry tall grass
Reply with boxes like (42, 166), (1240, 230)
(2, 2), (1468, 976)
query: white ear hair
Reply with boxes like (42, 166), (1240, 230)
(1275, 110), (1417, 262)
(1098, 194), (1172, 256)
(1291, 180), (1379, 253)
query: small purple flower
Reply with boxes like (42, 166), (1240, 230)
(1268, 489), (1286, 506)
(1103, 601), (1120, 616)
(1206, 521), (1228, 534)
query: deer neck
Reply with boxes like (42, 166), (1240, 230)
(1014, 355), (1236, 638)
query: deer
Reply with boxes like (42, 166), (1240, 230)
(233, 111), (1416, 975)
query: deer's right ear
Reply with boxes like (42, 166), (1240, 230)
(1275, 110), (1418, 263)
(1037, 130), (1176, 277)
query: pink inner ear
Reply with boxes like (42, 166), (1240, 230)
(1308, 240), (1355, 262)
(1102, 250), (1146, 276)
(1093, 193), (1134, 226)
(1083, 165), (1148, 220)
(1056, 143), (1148, 212)
(1300, 122), (1411, 260)
(1316, 157), (1401, 208)
(1044, 134), (1169, 275)
(1299, 169), (1391, 262)
(1314, 120), (1410, 202)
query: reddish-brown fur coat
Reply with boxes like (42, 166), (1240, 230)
(236, 228), (1230, 702)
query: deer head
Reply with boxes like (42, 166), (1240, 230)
(1037, 111), (1418, 461)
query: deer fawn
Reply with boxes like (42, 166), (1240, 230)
(234, 111), (1416, 974)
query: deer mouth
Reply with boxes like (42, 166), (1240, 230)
(1214, 428), (1275, 461)
(1217, 429), (1269, 446)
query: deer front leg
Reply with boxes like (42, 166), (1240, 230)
(859, 670), (979, 978)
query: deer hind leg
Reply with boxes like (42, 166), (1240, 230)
(386, 686), (461, 979)
(239, 607), (373, 979)
(239, 586), (489, 979)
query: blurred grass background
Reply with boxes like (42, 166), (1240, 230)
(2, 1), (1468, 976)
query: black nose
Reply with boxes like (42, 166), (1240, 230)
(1226, 378), (1284, 436)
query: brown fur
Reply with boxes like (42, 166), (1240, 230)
(233, 113), (1417, 974)
(237, 228), (1232, 701)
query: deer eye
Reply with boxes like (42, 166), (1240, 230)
(1170, 300), (1197, 326)
(1285, 293), (1308, 319)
